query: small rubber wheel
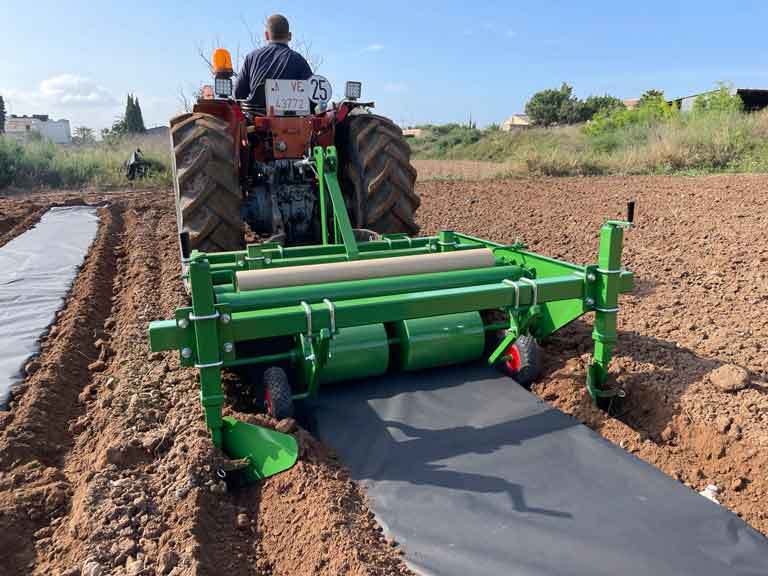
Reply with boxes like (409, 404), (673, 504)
(496, 334), (541, 389)
(263, 367), (294, 420)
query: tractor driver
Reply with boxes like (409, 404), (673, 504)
(234, 14), (313, 111)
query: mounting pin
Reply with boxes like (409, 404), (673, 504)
(223, 342), (234, 353)
(181, 347), (193, 359)
(220, 313), (231, 324)
(584, 297), (595, 307)
(178, 318), (189, 329)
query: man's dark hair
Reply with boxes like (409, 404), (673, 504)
(266, 14), (290, 41)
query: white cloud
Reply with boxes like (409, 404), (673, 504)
(2, 74), (122, 130)
(38, 74), (116, 107)
(384, 82), (408, 93)
(363, 43), (385, 53)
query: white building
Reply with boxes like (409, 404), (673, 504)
(501, 113), (530, 131)
(5, 115), (71, 144)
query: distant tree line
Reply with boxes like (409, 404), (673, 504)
(525, 83), (626, 126)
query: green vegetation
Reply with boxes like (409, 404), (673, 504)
(411, 85), (768, 177)
(0, 91), (168, 190)
(0, 95), (6, 134)
(524, 83), (625, 126)
(102, 94), (147, 140)
(0, 134), (170, 190)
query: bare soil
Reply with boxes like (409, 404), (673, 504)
(0, 190), (410, 576)
(0, 173), (766, 574)
(412, 159), (509, 181)
(417, 174), (768, 532)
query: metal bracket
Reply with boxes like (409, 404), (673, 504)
(502, 279), (521, 309)
(519, 277), (538, 307)
(189, 311), (220, 321)
(301, 301), (312, 337)
(195, 360), (224, 369)
(323, 298), (337, 334)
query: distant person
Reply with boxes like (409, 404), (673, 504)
(125, 148), (146, 181)
(234, 14), (313, 111)
(201, 85), (214, 99)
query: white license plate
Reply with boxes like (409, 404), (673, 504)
(265, 79), (310, 116)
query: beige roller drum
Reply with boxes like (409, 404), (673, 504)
(236, 249), (496, 291)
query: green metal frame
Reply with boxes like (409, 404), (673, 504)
(149, 145), (634, 481)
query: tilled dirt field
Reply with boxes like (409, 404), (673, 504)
(0, 174), (767, 575)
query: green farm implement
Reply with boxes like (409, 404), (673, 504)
(149, 142), (634, 483)
(150, 53), (633, 481)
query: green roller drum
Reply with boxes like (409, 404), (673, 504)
(319, 323), (389, 384)
(395, 311), (486, 372)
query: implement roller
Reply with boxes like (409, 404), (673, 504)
(148, 146), (635, 482)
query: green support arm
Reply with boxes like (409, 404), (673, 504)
(314, 146), (359, 260)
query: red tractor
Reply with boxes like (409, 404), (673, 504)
(170, 48), (420, 253)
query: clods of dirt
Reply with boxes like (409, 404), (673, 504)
(2, 173), (768, 574)
(0, 189), (410, 576)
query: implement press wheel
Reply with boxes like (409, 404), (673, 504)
(497, 334), (542, 389)
(263, 367), (294, 420)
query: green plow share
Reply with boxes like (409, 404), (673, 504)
(148, 146), (635, 482)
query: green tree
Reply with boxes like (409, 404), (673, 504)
(638, 89), (665, 107)
(583, 95), (625, 118)
(525, 83), (572, 126)
(124, 94), (146, 134)
(525, 83), (590, 126)
(72, 126), (95, 145)
(0, 95), (5, 133)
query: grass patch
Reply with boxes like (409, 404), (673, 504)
(0, 133), (171, 189)
(409, 108), (768, 177)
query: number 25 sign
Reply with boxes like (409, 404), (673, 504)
(265, 76), (332, 115)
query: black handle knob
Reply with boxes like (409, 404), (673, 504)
(180, 232), (191, 259)
(627, 201), (635, 224)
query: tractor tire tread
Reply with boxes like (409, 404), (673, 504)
(171, 111), (242, 253)
(336, 113), (420, 235)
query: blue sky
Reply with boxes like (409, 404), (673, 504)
(2, 0), (768, 131)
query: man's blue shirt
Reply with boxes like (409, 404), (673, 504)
(234, 42), (313, 108)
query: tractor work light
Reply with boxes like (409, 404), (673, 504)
(214, 77), (232, 98)
(345, 81), (362, 100)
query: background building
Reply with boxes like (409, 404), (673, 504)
(501, 113), (530, 131)
(5, 114), (71, 144)
(672, 88), (768, 112)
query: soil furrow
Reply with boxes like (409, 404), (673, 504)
(0, 204), (122, 576)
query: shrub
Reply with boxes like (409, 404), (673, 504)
(584, 95), (679, 137)
(692, 83), (743, 114)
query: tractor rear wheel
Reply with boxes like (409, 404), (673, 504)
(336, 113), (420, 235)
(170, 112), (243, 253)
